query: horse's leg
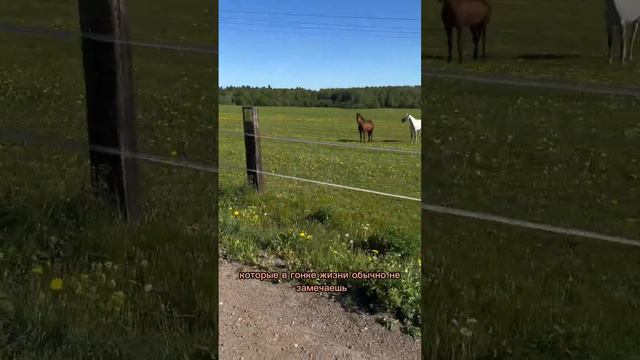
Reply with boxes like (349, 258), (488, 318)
(630, 21), (639, 61)
(620, 22), (627, 63)
(471, 27), (479, 60)
(482, 25), (487, 60)
(457, 27), (463, 64)
(446, 26), (453, 63)
(608, 25), (614, 64)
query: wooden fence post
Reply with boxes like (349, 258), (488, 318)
(78, 0), (140, 223)
(242, 106), (264, 192)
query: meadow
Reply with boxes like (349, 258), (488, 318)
(1, 1), (218, 358)
(423, 0), (640, 358)
(218, 104), (422, 334)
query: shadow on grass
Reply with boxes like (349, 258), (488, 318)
(336, 139), (403, 143)
(516, 53), (582, 60)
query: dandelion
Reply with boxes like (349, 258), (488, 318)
(233, 211), (240, 216)
(31, 265), (44, 275)
(299, 232), (305, 237)
(50, 278), (63, 291)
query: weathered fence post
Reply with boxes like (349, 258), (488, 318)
(242, 106), (264, 192)
(78, 0), (140, 223)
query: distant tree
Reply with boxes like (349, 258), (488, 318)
(218, 85), (420, 108)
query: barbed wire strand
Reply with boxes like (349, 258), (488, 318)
(219, 9), (420, 21)
(423, 68), (640, 98)
(219, 129), (421, 155)
(422, 204), (640, 248)
(5, 21), (640, 98)
(0, 22), (217, 55)
(3, 129), (640, 248)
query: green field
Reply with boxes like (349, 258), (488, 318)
(423, 0), (640, 359)
(218, 104), (422, 333)
(1, 1), (218, 359)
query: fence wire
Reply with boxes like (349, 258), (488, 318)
(219, 129), (421, 155)
(2, 129), (639, 249)
(3, 19), (640, 249)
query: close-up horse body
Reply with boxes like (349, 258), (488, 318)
(401, 113), (422, 144)
(439, 0), (492, 63)
(356, 112), (375, 142)
(606, 0), (640, 63)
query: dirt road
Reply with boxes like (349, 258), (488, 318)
(218, 259), (420, 360)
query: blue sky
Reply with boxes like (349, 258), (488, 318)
(219, 0), (420, 90)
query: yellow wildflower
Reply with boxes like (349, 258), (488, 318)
(50, 278), (63, 291)
(233, 211), (240, 216)
(306, 234), (313, 240)
(299, 232), (305, 237)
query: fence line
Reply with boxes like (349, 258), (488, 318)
(3, 128), (640, 249)
(5, 21), (640, 98)
(422, 204), (640, 248)
(0, 22), (217, 55)
(219, 9), (420, 21)
(424, 68), (640, 98)
(0, 130), (219, 174)
(219, 129), (421, 155)
(220, 16), (419, 32)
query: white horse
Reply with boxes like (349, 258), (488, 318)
(606, 0), (640, 63)
(401, 113), (421, 144)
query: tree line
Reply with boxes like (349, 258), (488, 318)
(219, 85), (420, 109)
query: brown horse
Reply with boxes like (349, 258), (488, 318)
(439, 0), (492, 63)
(356, 113), (374, 143)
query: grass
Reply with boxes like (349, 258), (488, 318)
(423, 0), (640, 358)
(1, 0), (218, 358)
(218, 104), (422, 334)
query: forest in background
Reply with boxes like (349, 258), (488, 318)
(218, 85), (421, 108)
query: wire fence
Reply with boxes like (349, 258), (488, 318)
(2, 129), (639, 249)
(2, 15), (640, 250)
(3, 21), (639, 98)
(219, 129), (422, 155)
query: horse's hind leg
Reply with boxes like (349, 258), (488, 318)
(481, 25), (487, 60)
(620, 23), (627, 63)
(445, 26), (453, 63)
(471, 27), (480, 60)
(608, 26), (614, 64)
(457, 27), (463, 64)
(630, 21), (639, 61)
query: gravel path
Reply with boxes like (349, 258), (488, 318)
(219, 259), (420, 360)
